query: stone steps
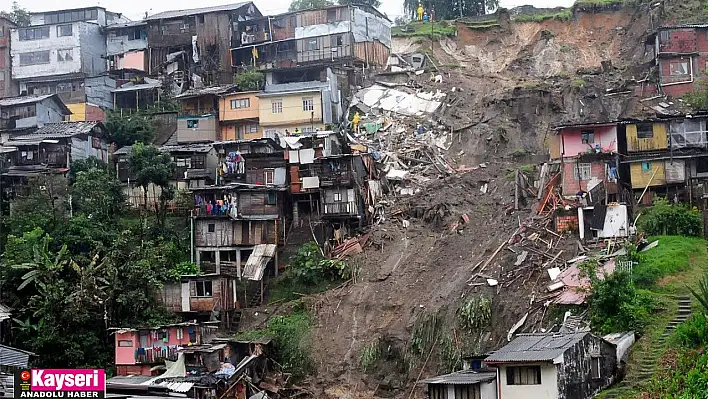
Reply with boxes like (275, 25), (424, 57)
(596, 295), (693, 398)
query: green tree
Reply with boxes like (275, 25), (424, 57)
(289, 0), (334, 11)
(403, 0), (498, 20)
(339, 0), (380, 8)
(105, 110), (156, 147)
(234, 68), (265, 89)
(1, 1), (30, 27)
(68, 157), (109, 184)
(128, 142), (176, 228)
(72, 167), (125, 221)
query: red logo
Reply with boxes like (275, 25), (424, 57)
(20, 370), (30, 381)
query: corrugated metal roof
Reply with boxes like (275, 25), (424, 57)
(174, 85), (237, 99)
(0, 304), (11, 322)
(241, 244), (277, 281)
(484, 332), (589, 363)
(146, 2), (250, 20)
(261, 81), (328, 95)
(114, 145), (133, 156)
(114, 83), (162, 93)
(160, 143), (213, 153)
(107, 376), (155, 385)
(420, 370), (497, 385)
(106, 20), (148, 29)
(12, 122), (102, 140)
(153, 382), (194, 393)
(0, 345), (33, 368)
(0, 94), (55, 106)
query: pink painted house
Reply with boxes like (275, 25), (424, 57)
(113, 322), (215, 376)
(559, 124), (618, 158)
(556, 123), (620, 198)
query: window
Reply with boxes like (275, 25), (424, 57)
(307, 38), (318, 51)
(574, 163), (592, 181)
(637, 123), (654, 139)
(18, 26), (50, 41)
(669, 60), (689, 76)
(264, 169), (275, 185)
(57, 49), (74, 62)
(453, 385), (480, 399)
(127, 28), (142, 41)
(581, 129), (595, 144)
(175, 157), (192, 168)
(231, 98), (250, 109)
(333, 192), (342, 202)
(428, 385), (447, 399)
(271, 99), (283, 114)
(198, 15), (205, 24)
(57, 24), (73, 37)
(192, 155), (205, 169)
(187, 119), (199, 128)
(336, 34), (343, 46)
(266, 192), (277, 205)
(506, 366), (542, 385)
(660, 30), (669, 41)
(194, 281), (212, 297)
(19, 51), (50, 66)
(207, 223), (215, 233)
(0, 26), (5, 37)
(327, 9), (337, 22)
(118, 340), (133, 347)
(247, 124), (259, 133)
(302, 97), (314, 111)
(180, 23), (191, 33)
(641, 162), (653, 173)
(591, 357), (601, 379)
(0, 73), (5, 82)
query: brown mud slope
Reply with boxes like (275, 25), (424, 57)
(307, 7), (657, 399)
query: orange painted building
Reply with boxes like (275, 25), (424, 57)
(218, 91), (260, 141)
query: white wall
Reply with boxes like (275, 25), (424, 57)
(11, 23), (82, 80)
(499, 364), (558, 399)
(480, 381), (497, 399)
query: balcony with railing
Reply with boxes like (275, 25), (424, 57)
(134, 346), (179, 364)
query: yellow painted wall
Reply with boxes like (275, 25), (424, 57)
(67, 103), (86, 121)
(221, 123), (263, 141)
(626, 122), (668, 152)
(549, 134), (561, 159)
(630, 161), (666, 189)
(258, 91), (323, 128)
(219, 92), (259, 122)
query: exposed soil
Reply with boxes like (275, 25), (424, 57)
(264, 5), (669, 399)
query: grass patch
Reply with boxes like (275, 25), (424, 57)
(571, 79), (586, 89)
(235, 310), (314, 380)
(513, 9), (572, 22)
(392, 21), (456, 38)
(633, 235), (708, 290)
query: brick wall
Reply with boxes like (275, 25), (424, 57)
(562, 160), (607, 196)
(660, 29), (697, 53)
(556, 215), (579, 233)
(85, 104), (105, 121)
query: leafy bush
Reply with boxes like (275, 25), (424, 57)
(639, 198), (702, 237)
(457, 296), (491, 331)
(672, 314), (708, 348)
(588, 270), (658, 334)
(167, 261), (199, 281)
(289, 242), (349, 285)
(234, 69), (264, 91)
(236, 311), (314, 379)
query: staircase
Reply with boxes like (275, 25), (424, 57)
(229, 309), (243, 333)
(249, 285), (263, 308)
(598, 295), (692, 398)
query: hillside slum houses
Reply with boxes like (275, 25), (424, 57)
(108, 322), (285, 399)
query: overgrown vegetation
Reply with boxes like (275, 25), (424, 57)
(632, 235), (707, 288)
(582, 252), (659, 335)
(0, 158), (190, 369)
(513, 9), (572, 22)
(268, 242), (350, 303)
(391, 21), (457, 39)
(236, 310), (315, 379)
(638, 198), (702, 237)
(234, 68), (265, 91)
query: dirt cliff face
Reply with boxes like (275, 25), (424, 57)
(306, 6), (660, 399)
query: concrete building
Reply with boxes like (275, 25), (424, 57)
(0, 17), (17, 98)
(11, 7), (127, 121)
(649, 25), (708, 97)
(257, 68), (342, 138)
(484, 332), (617, 399)
(218, 91), (260, 140)
(106, 20), (148, 73)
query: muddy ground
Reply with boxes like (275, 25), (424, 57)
(250, 4), (669, 398)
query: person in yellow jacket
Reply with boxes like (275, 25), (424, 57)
(352, 112), (361, 133)
(417, 3), (424, 21)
